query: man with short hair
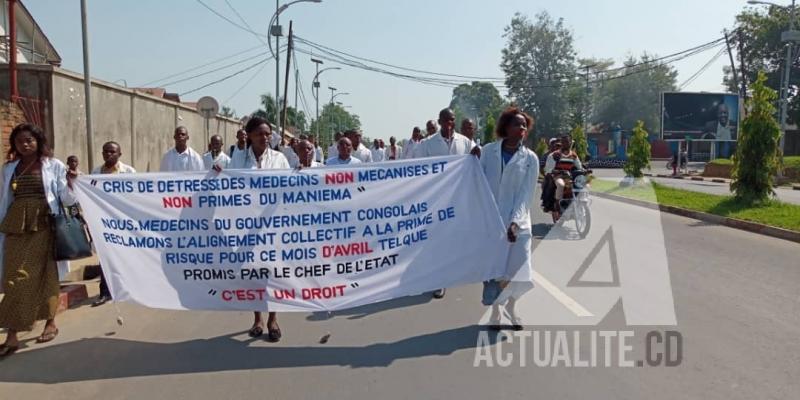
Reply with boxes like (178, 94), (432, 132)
(326, 137), (363, 165)
(294, 139), (323, 168)
(417, 108), (479, 299)
(204, 135), (231, 170)
(425, 120), (438, 138)
(229, 129), (247, 158)
(280, 137), (300, 168)
(91, 141), (136, 307)
(417, 108), (478, 159)
(371, 138), (386, 162)
(387, 136), (402, 160)
(403, 127), (423, 159)
(327, 132), (343, 162)
(461, 118), (477, 144)
(345, 129), (373, 163)
(308, 135), (324, 163)
(160, 126), (205, 172)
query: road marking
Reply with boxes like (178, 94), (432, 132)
(532, 271), (594, 317)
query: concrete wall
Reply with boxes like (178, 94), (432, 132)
(46, 68), (240, 172)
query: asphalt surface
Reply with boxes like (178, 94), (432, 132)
(0, 197), (798, 399)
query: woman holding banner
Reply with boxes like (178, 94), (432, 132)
(229, 117), (290, 342)
(0, 123), (76, 357)
(479, 107), (538, 330)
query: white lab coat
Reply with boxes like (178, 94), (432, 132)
(417, 131), (475, 157)
(402, 140), (421, 159)
(480, 141), (539, 300)
(371, 147), (386, 162)
(230, 147), (290, 170)
(202, 151), (232, 170)
(352, 144), (373, 163)
(387, 145), (402, 160)
(0, 158), (77, 284)
(160, 147), (205, 172)
(314, 146), (324, 163)
(327, 144), (338, 162)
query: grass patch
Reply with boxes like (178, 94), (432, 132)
(590, 178), (800, 231)
(783, 156), (800, 170)
(708, 158), (733, 166)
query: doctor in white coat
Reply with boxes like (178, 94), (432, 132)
(479, 107), (538, 330)
(0, 123), (76, 355)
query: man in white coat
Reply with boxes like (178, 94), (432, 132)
(402, 127), (423, 159)
(203, 135), (232, 170)
(479, 107), (538, 330)
(327, 132), (343, 162)
(416, 108), (478, 160)
(160, 126), (205, 172)
(416, 107), (479, 299)
(370, 139), (386, 162)
(345, 129), (373, 163)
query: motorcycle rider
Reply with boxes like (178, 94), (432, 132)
(544, 135), (583, 221)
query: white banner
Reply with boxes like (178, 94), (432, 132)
(74, 155), (508, 312)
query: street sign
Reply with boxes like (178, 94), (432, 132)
(196, 96), (219, 119)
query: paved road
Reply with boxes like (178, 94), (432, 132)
(592, 167), (800, 205)
(0, 198), (798, 399)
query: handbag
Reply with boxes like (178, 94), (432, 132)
(51, 198), (93, 261)
(482, 279), (502, 306)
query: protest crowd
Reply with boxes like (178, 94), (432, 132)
(0, 105), (553, 357)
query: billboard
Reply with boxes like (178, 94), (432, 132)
(661, 92), (740, 141)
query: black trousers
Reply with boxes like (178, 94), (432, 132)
(98, 266), (111, 298)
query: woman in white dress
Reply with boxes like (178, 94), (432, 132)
(479, 107), (539, 330)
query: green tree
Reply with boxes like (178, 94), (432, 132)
(724, 6), (798, 123)
(220, 106), (236, 118)
(565, 58), (615, 128)
(501, 11), (577, 142)
(592, 54), (678, 131)
(482, 114), (496, 145)
(308, 103), (362, 149)
(570, 125), (588, 161)
(623, 120), (651, 178)
(449, 82), (506, 130)
(534, 137), (548, 158)
(731, 72), (781, 204)
(256, 94), (307, 132)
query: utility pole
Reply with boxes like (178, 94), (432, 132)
(724, 30), (740, 94)
(273, 0), (281, 141)
(737, 29), (749, 100)
(80, 0), (95, 169)
(312, 58), (323, 140)
(8, 0), (18, 100)
(583, 63), (592, 134)
(778, 0), (798, 176)
(280, 21), (293, 138)
(329, 86), (337, 139)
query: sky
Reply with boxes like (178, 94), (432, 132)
(25, 0), (751, 143)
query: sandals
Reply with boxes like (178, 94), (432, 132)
(266, 323), (282, 342)
(0, 344), (19, 358)
(248, 325), (264, 338)
(36, 328), (59, 344)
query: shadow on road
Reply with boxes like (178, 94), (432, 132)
(306, 293), (434, 321)
(0, 325), (492, 383)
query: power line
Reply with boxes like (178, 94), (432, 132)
(222, 61), (269, 106)
(223, 0), (269, 46)
(195, 0), (267, 39)
(136, 44), (264, 87)
(160, 51), (270, 87)
(679, 47), (727, 90)
(180, 58), (270, 97)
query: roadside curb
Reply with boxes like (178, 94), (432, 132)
(793, 184), (800, 191)
(643, 172), (730, 184)
(591, 190), (800, 244)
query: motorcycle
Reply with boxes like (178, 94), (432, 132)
(556, 169), (592, 239)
